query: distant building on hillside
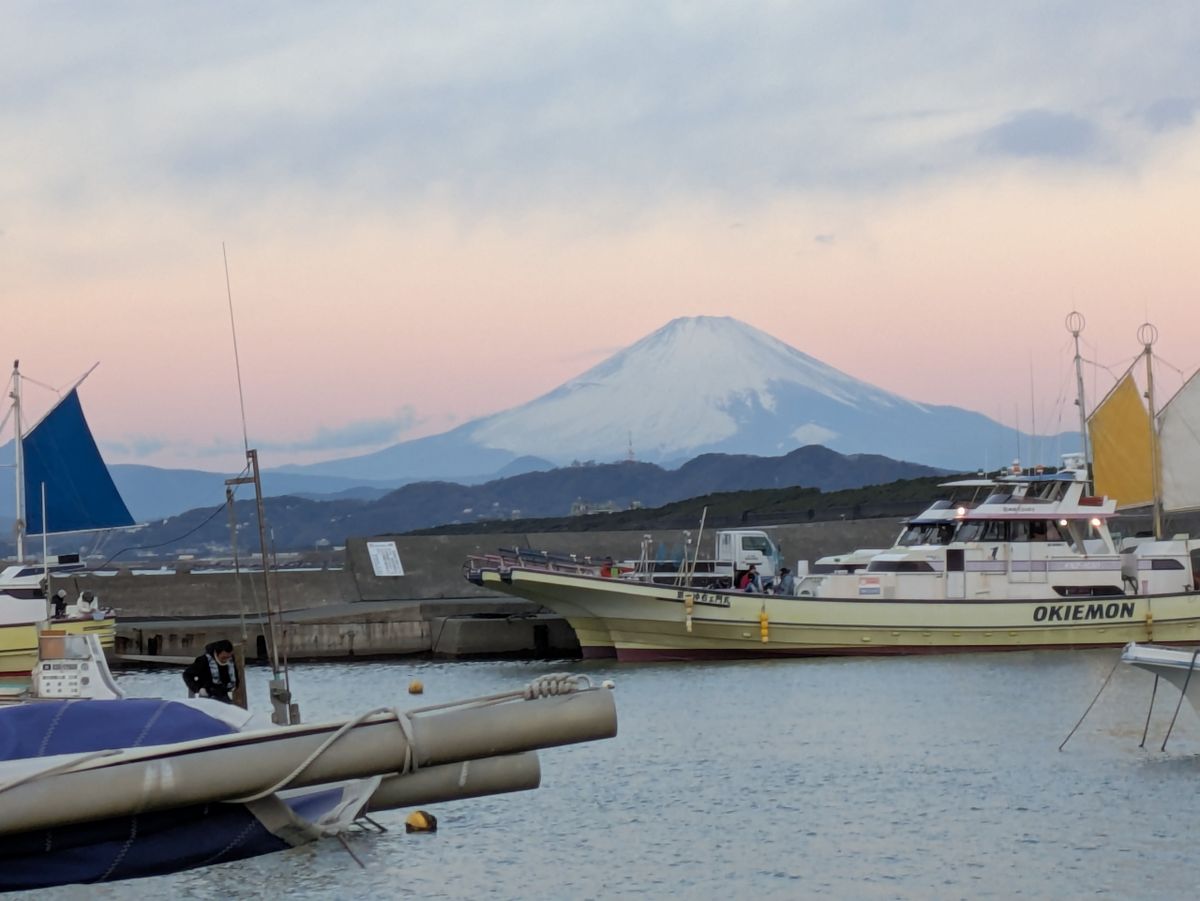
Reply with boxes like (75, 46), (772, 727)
(570, 498), (641, 516)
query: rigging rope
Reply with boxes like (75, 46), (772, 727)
(1138, 674), (1159, 749)
(1058, 653), (1121, 751)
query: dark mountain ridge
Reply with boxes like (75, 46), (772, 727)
(58, 445), (946, 559)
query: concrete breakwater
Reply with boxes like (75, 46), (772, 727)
(50, 519), (900, 662)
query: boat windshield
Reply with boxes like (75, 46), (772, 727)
(955, 518), (1070, 543)
(896, 522), (957, 547)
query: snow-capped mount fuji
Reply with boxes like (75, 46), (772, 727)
(280, 316), (1070, 481)
(470, 316), (926, 463)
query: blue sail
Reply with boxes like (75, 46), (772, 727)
(22, 389), (134, 535)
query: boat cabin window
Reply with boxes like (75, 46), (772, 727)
(1027, 480), (1064, 502)
(811, 562), (869, 574)
(897, 523), (955, 546)
(1148, 559), (1186, 570)
(955, 519), (1069, 543)
(954, 520), (1008, 542)
(1032, 520), (1068, 542)
(866, 560), (937, 573)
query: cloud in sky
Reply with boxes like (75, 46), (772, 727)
(105, 408), (422, 462)
(978, 110), (1100, 160)
(8, 2), (1199, 216)
(257, 408), (422, 454)
(7, 2), (1200, 471)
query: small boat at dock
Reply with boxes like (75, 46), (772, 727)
(1, 362), (130, 677)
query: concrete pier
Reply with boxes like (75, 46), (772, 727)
(116, 603), (580, 663)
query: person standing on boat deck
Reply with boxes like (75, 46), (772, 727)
(51, 588), (68, 619)
(73, 590), (96, 618)
(776, 567), (796, 597)
(182, 639), (239, 704)
(739, 564), (763, 593)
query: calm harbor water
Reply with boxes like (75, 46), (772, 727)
(30, 649), (1200, 900)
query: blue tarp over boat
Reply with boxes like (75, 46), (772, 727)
(0, 699), (355, 891)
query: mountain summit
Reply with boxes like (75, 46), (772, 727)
(282, 315), (1065, 480)
(470, 316), (926, 463)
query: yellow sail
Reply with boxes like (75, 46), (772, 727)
(1088, 371), (1155, 508)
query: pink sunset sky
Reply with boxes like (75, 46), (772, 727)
(4, 4), (1199, 472)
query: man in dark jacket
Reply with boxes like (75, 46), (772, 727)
(182, 639), (239, 704)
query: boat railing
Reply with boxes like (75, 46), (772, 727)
(465, 548), (606, 580)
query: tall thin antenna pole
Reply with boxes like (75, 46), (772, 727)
(40, 484), (50, 622)
(1014, 403), (1021, 470)
(1139, 322), (1162, 539)
(221, 246), (298, 725)
(223, 243), (250, 456)
(1029, 353), (1036, 467)
(1066, 311), (1091, 469)
(11, 362), (25, 563)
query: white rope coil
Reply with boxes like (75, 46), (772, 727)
(522, 673), (593, 699)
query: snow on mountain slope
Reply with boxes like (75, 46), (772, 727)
(277, 315), (1074, 480)
(468, 316), (927, 461)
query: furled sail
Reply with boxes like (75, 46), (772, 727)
(1088, 371), (1155, 509)
(21, 389), (134, 535)
(1158, 370), (1200, 513)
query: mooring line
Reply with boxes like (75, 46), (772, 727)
(1138, 674), (1159, 749)
(1059, 654), (1121, 752)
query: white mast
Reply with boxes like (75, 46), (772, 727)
(10, 361), (26, 563)
(1138, 322), (1162, 539)
(1066, 311), (1091, 469)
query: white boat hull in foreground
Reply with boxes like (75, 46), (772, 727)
(1122, 642), (1200, 713)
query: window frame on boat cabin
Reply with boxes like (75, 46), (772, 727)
(954, 518), (1071, 544)
(896, 521), (957, 547)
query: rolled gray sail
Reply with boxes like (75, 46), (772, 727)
(367, 752), (542, 811)
(0, 688), (616, 836)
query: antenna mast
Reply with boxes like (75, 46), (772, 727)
(10, 362), (25, 562)
(221, 246), (298, 725)
(1066, 311), (1091, 470)
(1139, 322), (1162, 539)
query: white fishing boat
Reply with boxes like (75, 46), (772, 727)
(466, 317), (1200, 661)
(799, 475), (997, 584)
(1, 363), (130, 676)
(0, 631), (618, 891)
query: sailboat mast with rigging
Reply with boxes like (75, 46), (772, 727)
(5, 361), (134, 564)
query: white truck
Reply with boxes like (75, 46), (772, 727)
(624, 528), (783, 590)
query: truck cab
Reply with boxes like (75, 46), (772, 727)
(716, 529), (782, 585)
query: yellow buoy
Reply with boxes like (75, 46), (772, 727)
(759, 608), (769, 643)
(405, 810), (438, 833)
(408, 679), (424, 695)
